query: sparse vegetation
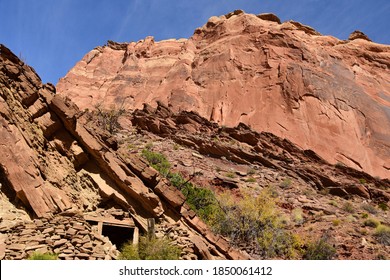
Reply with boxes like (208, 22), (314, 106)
(93, 102), (126, 134)
(343, 201), (355, 213)
(362, 203), (378, 214)
(378, 202), (389, 211)
(27, 252), (58, 260)
(303, 235), (336, 260)
(225, 172), (236, 178)
(213, 189), (302, 258)
(173, 143), (180, 150)
(245, 177), (257, 183)
(141, 149), (171, 176)
(363, 218), (380, 228)
(145, 142), (153, 150)
(332, 219), (341, 226)
(374, 225), (390, 246)
(280, 178), (292, 188)
(358, 178), (367, 184)
(127, 143), (136, 150)
(167, 172), (222, 223)
(119, 236), (181, 260)
(292, 208), (304, 225)
(329, 200), (338, 207)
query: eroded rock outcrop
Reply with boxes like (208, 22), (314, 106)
(131, 102), (390, 203)
(57, 11), (390, 178)
(0, 44), (244, 260)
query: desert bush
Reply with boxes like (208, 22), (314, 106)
(93, 102), (125, 134)
(378, 202), (389, 211)
(303, 236), (336, 260)
(292, 208), (304, 225)
(27, 252), (58, 260)
(245, 177), (257, 183)
(141, 149), (171, 176)
(119, 236), (181, 260)
(332, 219), (341, 226)
(225, 172), (236, 178)
(152, 163), (302, 258)
(328, 200), (338, 207)
(182, 184), (221, 222)
(343, 202), (355, 213)
(374, 225), (390, 246)
(359, 178), (367, 184)
(363, 218), (380, 228)
(214, 189), (302, 258)
(168, 172), (222, 223)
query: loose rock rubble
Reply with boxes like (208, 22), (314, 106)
(0, 213), (119, 260)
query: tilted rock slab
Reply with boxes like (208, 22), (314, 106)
(57, 11), (390, 178)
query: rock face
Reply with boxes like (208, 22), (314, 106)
(57, 11), (390, 178)
(0, 44), (244, 260)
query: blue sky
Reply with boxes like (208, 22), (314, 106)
(1, 0), (389, 84)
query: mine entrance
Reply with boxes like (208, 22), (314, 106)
(101, 222), (135, 249)
(85, 215), (139, 249)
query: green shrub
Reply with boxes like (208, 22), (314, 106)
(27, 252), (58, 260)
(167, 172), (222, 224)
(303, 236), (336, 260)
(183, 186), (220, 221)
(359, 178), (367, 184)
(363, 218), (380, 228)
(118, 242), (140, 260)
(374, 225), (390, 246)
(119, 236), (181, 260)
(141, 149), (171, 176)
(378, 202), (389, 211)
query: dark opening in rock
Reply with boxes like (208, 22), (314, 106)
(102, 223), (135, 249)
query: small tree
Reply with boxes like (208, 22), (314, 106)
(93, 100), (126, 134)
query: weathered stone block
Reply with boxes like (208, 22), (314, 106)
(53, 239), (67, 247)
(154, 181), (185, 208)
(34, 112), (62, 138)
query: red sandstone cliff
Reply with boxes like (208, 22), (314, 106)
(57, 11), (390, 178)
